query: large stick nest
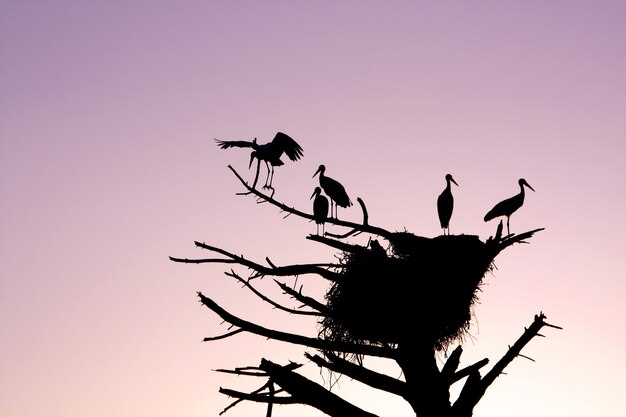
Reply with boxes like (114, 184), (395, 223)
(319, 233), (497, 351)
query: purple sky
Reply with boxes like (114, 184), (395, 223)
(1, 2), (625, 416)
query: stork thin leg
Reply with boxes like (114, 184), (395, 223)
(268, 166), (275, 188)
(252, 160), (261, 189)
(263, 161), (271, 188)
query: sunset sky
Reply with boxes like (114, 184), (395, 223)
(1, 1), (625, 416)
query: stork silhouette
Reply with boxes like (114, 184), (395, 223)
(215, 132), (303, 190)
(484, 178), (535, 235)
(313, 164), (352, 219)
(437, 174), (458, 235)
(310, 186), (329, 235)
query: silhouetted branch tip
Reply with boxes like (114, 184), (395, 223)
(203, 328), (244, 342)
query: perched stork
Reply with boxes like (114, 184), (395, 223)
(437, 174), (458, 235)
(484, 178), (535, 235)
(310, 186), (329, 235)
(214, 132), (303, 190)
(313, 164), (352, 219)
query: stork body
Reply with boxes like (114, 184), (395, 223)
(215, 132), (303, 190)
(437, 174), (458, 235)
(310, 186), (329, 235)
(313, 164), (352, 219)
(484, 178), (535, 235)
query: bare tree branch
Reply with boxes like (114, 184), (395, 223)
(168, 256), (239, 264)
(217, 368), (289, 415)
(214, 366), (266, 377)
(449, 358), (489, 385)
(216, 362), (314, 415)
(486, 227), (546, 256)
(218, 387), (297, 407)
(259, 358), (379, 417)
(203, 328), (245, 342)
(440, 345), (463, 381)
(306, 234), (370, 254)
(273, 280), (330, 315)
(223, 270), (322, 316)
(325, 197), (371, 239)
(305, 352), (407, 398)
(197, 292), (397, 358)
(481, 313), (561, 388)
(228, 165), (394, 239)
(171, 241), (343, 282)
(453, 312), (562, 413)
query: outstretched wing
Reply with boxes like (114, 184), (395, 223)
(214, 139), (255, 150)
(271, 132), (303, 161)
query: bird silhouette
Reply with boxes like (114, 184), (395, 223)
(215, 132), (303, 190)
(437, 174), (458, 235)
(313, 164), (352, 219)
(310, 186), (329, 235)
(368, 238), (387, 257)
(484, 178), (535, 235)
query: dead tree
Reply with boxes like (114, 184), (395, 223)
(170, 165), (561, 417)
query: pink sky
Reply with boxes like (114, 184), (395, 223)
(1, 1), (625, 416)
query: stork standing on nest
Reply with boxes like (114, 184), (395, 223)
(313, 164), (352, 219)
(484, 178), (535, 235)
(214, 131), (303, 190)
(437, 174), (458, 235)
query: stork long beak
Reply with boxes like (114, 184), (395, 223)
(526, 183), (535, 192)
(310, 190), (317, 200)
(451, 178), (459, 186)
(313, 166), (321, 178)
(248, 153), (256, 169)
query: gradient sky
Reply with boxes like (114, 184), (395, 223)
(1, 1), (625, 416)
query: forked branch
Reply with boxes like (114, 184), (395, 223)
(259, 358), (379, 417)
(170, 241), (342, 282)
(453, 312), (562, 414)
(274, 280), (330, 315)
(224, 270), (323, 316)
